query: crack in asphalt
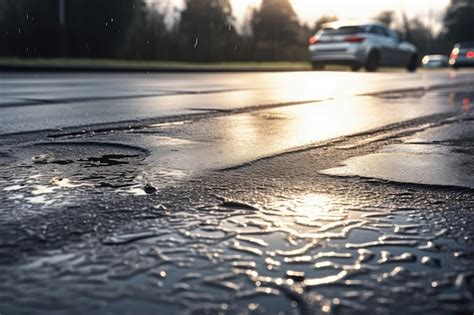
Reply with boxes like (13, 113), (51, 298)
(0, 88), (250, 108)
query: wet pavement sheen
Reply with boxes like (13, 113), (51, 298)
(0, 71), (473, 314)
(1, 70), (474, 134)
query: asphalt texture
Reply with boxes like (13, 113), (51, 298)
(0, 70), (473, 314)
(1, 70), (473, 134)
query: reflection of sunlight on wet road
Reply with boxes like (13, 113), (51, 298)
(208, 93), (453, 168)
(62, 85), (474, 199)
(227, 70), (471, 103)
(137, 87), (473, 180)
(212, 179), (468, 309)
(258, 72), (358, 101)
(322, 112), (474, 189)
(2, 70), (474, 134)
(292, 193), (334, 221)
(222, 191), (363, 243)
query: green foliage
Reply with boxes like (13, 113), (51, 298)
(65, 0), (140, 58)
(0, 0), (140, 58)
(178, 0), (239, 61)
(250, 0), (306, 61)
(123, 6), (171, 60)
(0, 0), (59, 57)
(251, 0), (300, 43)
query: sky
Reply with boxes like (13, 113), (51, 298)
(150, 0), (451, 32)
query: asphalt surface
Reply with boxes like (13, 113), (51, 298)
(1, 70), (473, 134)
(0, 70), (473, 314)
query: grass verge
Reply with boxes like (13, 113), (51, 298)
(0, 58), (311, 71)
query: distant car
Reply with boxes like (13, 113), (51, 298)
(308, 21), (418, 72)
(422, 55), (449, 68)
(449, 42), (474, 68)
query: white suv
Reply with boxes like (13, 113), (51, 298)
(308, 21), (418, 72)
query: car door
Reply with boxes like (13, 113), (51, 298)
(387, 30), (411, 66)
(372, 25), (394, 65)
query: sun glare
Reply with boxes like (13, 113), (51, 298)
(230, 0), (261, 19)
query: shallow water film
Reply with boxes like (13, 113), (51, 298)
(0, 73), (473, 314)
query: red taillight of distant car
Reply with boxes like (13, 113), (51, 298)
(450, 48), (459, 59)
(345, 36), (366, 43)
(308, 36), (318, 45)
(467, 51), (474, 59)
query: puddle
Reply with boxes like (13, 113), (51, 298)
(1, 142), (149, 212)
(321, 119), (474, 189)
(80, 154), (141, 167)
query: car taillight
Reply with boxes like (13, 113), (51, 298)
(345, 36), (365, 43)
(467, 51), (474, 59)
(451, 48), (459, 59)
(308, 36), (318, 45)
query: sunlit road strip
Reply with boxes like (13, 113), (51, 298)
(0, 70), (473, 136)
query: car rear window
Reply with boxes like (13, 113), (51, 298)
(319, 26), (363, 36)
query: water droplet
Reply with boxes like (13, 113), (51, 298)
(421, 256), (441, 268)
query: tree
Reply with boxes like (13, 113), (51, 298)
(313, 15), (338, 33)
(0, 0), (140, 58)
(178, 0), (239, 61)
(250, 0), (305, 60)
(0, 0), (60, 57)
(401, 14), (433, 56)
(374, 11), (395, 27)
(65, 0), (141, 58)
(251, 0), (300, 43)
(123, 4), (171, 60)
(443, 0), (474, 43)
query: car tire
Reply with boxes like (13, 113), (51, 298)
(407, 54), (418, 72)
(351, 64), (361, 72)
(311, 62), (324, 70)
(364, 51), (380, 72)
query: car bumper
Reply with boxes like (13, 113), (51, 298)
(450, 57), (474, 67)
(308, 45), (366, 65)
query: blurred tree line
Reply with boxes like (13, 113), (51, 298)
(373, 0), (474, 58)
(0, 0), (473, 62)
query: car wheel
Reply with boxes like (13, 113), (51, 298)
(351, 64), (361, 72)
(364, 51), (380, 72)
(311, 62), (324, 70)
(407, 54), (418, 72)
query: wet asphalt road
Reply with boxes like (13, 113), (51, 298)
(1, 69), (474, 134)
(0, 70), (474, 314)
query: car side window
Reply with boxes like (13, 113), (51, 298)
(374, 26), (389, 37)
(367, 25), (380, 35)
(363, 25), (373, 34)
